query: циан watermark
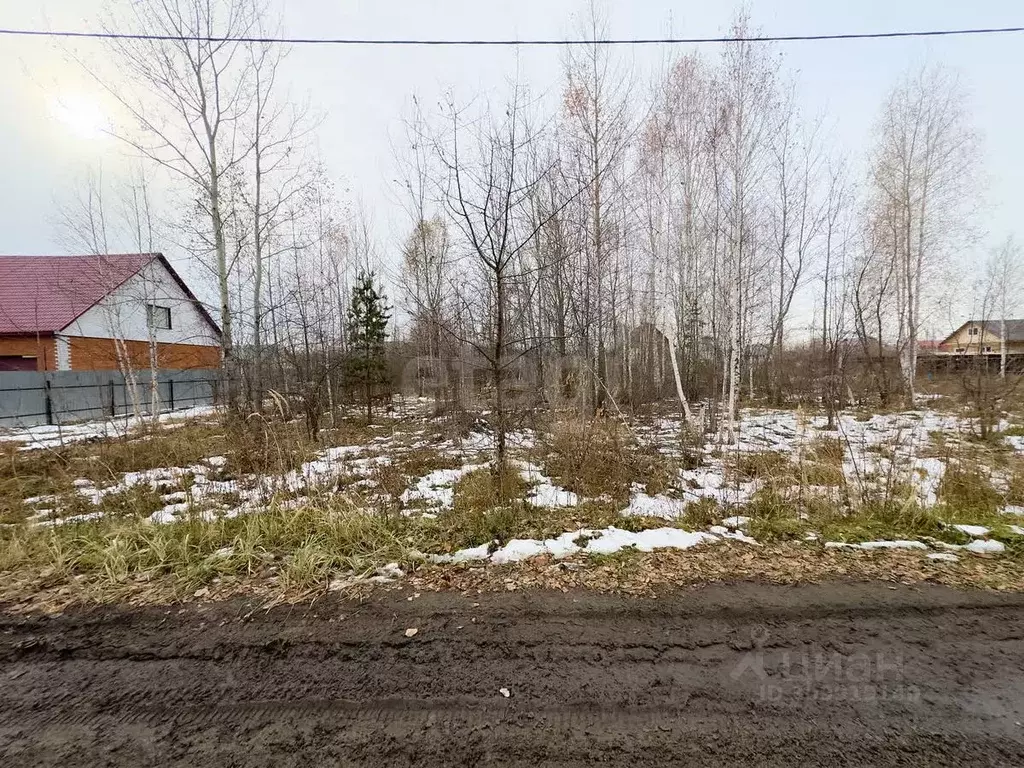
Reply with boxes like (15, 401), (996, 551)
(729, 626), (920, 704)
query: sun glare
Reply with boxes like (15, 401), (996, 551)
(49, 92), (107, 140)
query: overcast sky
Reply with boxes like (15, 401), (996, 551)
(1, 0), (1022, 335)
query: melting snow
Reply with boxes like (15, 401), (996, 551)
(964, 539), (1005, 554)
(620, 492), (687, 519)
(951, 524), (989, 537)
(825, 540), (928, 551)
(527, 484), (579, 508)
(514, 461), (579, 508)
(429, 524), (750, 565)
(0, 406), (220, 450)
(400, 464), (488, 509)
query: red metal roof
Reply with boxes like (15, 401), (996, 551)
(0, 253), (161, 335)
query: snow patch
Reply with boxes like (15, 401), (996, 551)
(964, 539), (1005, 554)
(825, 540), (928, 551)
(0, 406), (220, 450)
(619, 492), (687, 520)
(429, 524), (740, 566)
(400, 464), (487, 509)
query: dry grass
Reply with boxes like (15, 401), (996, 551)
(5, 402), (1024, 611)
(729, 451), (793, 482)
(0, 415), (335, 525)
(543, 418), (676, 501)
(0, 496), (410, 598)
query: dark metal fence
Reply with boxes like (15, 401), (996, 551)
(0, 370), (221, 428)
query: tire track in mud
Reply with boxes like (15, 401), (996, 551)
(3, 582), (1024, 766)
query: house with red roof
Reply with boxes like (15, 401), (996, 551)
(0, 254), (221, 372)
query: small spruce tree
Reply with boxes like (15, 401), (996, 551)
(345, 271), (392, 421)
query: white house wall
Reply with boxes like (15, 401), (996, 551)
(60, 259), (219, 346)
(55, 335), (70, 371)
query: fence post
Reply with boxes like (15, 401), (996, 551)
(44, 378), (53, 426)
(109, 378), (116, 417)
(168, 377), (175, 411)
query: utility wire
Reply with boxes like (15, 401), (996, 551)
(0, 25), (1023, 46)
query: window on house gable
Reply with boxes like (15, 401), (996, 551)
(147, 304), (171, 330)
(968, 327), (980, 336)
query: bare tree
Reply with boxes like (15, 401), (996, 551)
(562, 0), (634, 414)
(433, 86), (565, 471)
(870, 64), (979, 403)
(819, 158), (853, 427)
(765, 89), (825, 402)
(90, 0), (264, 404)
(717, 14), (779, 441)
(986, 236), (1023, 379)
(58, 167), (164, 419)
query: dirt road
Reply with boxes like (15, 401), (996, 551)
(3, 582), (1024, 766)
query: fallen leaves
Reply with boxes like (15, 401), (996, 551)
(407, 543), (1024, 597)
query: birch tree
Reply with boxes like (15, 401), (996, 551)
(987, 236), (1023, 379)
(562, 0), (633, 413)
(717, 15), (779, 441)
(93, 0), (263, 404)
(870, 64), (978, 403)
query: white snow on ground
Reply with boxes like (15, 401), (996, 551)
(708, 525), (760, 545)
(0, 406), (220, 450)
(327, 562), (405, 592)
(619, 492), (687, 519)
(639, 407), (979, 512)
(513, 461), (579, 508)
(586, 527), (720, 555)
(400, 464), (488, 510)
(678, 465), (759, 506)
(825, 540), (928, 551)
(952, 524), (990, 537)
(1005, 506), (1024, 516)
(964, 539), (1006, 554)
(929, 538), (1006, 555)
(23, 435), (437, 525)
(721, 516), (751, 528)
(429, 524), (751, 565)
(928, 553), (960, 562)
(527, 483), (579, 508)
(1006, 435), (1024, 453)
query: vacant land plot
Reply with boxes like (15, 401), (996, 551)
(1, 393), (1024, 608)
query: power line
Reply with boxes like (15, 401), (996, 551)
(0, 25), (1023, 46)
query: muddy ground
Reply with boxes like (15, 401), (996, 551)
(3, 582), (1024, 767)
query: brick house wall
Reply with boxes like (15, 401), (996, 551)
(0, 334), (57, 371)
(0, 334), (220, 371)
(1, 254), (222, 373)
(66, 338), (221, 370)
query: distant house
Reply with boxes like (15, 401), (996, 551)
(937, 320), (1024, 357)
(0, 253), (221, 372)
